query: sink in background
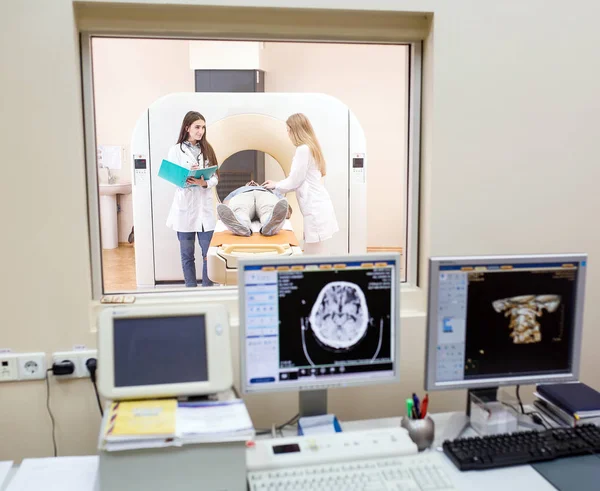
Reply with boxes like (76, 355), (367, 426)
(99, 182), (132, 249)
(99, 182), (132, 196)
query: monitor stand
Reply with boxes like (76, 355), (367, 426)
(466, 387), (498, 417)
(442, 387), (500, 442)
(443, 387), (537, 442)
(299, 390), (328, 417)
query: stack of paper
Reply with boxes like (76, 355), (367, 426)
(99, 398), (254, 451)
(177, 399), (255, 444)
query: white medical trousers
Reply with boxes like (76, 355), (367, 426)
(303, 240), (330, 255)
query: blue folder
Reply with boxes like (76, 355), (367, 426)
(158, 159), (218, 188)
(537, 382), (600, 418)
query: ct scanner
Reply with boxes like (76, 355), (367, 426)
(131, 93), (367, 287)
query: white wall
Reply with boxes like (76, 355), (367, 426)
(261, 42), (407, 249)
(92, 38), (194, 242)
(3, 0), (600, 462)
(1, 0), (97, 462)
(189, 40), (261, 69)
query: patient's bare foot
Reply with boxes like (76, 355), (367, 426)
(261, 199), (288, 236)
(217, 204), (251, 236)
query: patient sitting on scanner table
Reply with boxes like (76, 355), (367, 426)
(217, 181), (291, 237)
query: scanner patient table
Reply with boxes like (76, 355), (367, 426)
(207, 219), (303, 285)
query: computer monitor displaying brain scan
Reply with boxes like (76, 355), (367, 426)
(239, 254), (400, 416)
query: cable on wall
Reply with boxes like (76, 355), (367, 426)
(45, 369), (58, 457)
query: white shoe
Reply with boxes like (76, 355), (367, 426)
(217, 204), (251, 236)
(261, 199), (288, 236)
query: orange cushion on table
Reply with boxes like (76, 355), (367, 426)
(210, 230), (299, 247)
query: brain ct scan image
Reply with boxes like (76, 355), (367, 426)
(309, 281), (369, 350)
(277, 267), (393, 370)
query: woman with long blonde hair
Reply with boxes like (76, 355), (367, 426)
(263, 113), (339, 254)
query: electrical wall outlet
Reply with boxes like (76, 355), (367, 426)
(17, 352), (47, 380)
(0, 354), (18, 382)
(77, 349), (98, 377)
(52, 351), (83, 378)
(52, 350), (98, 379)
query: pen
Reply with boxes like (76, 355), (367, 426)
(421, 394), (429, 419)
(406, 398), (414, 420)
(412, 393), (421, 419)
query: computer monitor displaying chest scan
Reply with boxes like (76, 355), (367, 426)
(97, 304), (233, 400)
(239, 253), (400, 417)
(425, 254), (587, 405)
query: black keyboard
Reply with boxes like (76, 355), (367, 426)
(443, 423), (600, 471)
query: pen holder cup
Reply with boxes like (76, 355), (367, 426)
(401, 416), (435, 452)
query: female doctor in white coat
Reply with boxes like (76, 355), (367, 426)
(263, 113), (339, 255)
(166, 111), (218, 287)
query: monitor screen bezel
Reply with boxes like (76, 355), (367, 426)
(425, 253), (587, 391)
(238, 253), (401, 395)
(97, 304), (233, 400)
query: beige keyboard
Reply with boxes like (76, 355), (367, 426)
(248, 453), (457, 491)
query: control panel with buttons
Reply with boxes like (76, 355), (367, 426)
(133, 154), (148, 185)
(246, 427), (418, 472)
(352, 153), (366, 183)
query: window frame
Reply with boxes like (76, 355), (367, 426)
(81, 33), (423, 302)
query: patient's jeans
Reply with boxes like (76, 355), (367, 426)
(177, 231), (214, 287)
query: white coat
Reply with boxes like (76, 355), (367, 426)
(165, 143), (218, 233)
(276, 144), (339, 243)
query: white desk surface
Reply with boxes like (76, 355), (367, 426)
(1, 457), (98, 491)
(0, 463), (13, 491)
(341, 414), (557, 491)
(1, 410), (559, 491)
(0, 467), (16, 491)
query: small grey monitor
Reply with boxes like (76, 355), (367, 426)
(238, 253), (401, 417)
(425, 253), (587, 396)
(98, 304), (233, 400)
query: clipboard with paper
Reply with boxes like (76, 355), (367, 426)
(158, 159), (218, 188)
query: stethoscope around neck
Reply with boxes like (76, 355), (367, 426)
(180, 142), (207, 167)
